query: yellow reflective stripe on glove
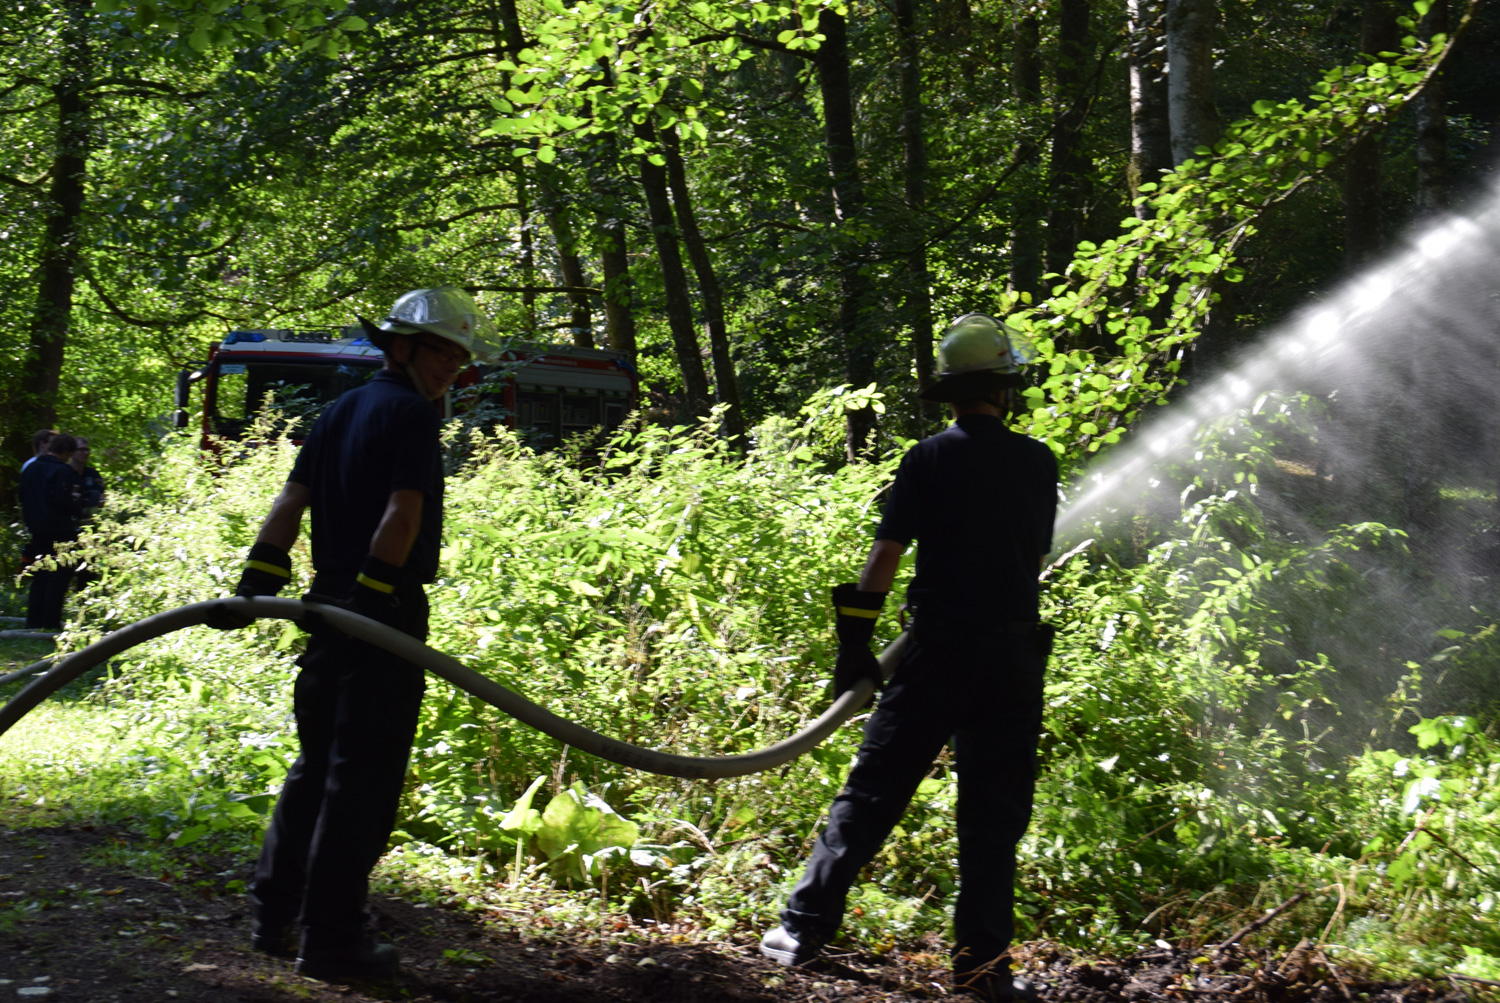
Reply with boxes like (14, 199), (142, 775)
(837, 606), (880, 619)
(245, 559), (292, 578)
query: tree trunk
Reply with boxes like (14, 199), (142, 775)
(1044, 0), (1093, 278)
(896, 0), (936, 428)
(15, 0), (91, 456)
(660, 126), (746, 447)
(1343, 0), (1400, 271)
(634, 118), (710, 418)
(1012, 14), (1041, 102)
(536, 177), (594, 348)
(1404, 0), (1449, 527)
(582, 56), (639, 358)
(1334, 1), (1406, 517)
(494, 0), (536, 335)
(1009, 14), (1043, 300)
(1127, 0), (1172, 214)
(517, 174), (537, 334)
(1165, 0), (1218, 166)
(598, 212), (638, 356)
(814, 9), (880, 460)
(1415, 0), (1449, 217)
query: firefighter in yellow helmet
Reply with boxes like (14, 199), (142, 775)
(207, 288), (499, 981)
(761, 313), (1058, 1001)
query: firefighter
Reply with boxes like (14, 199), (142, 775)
(759, 314), (1058, 1001)
(207, 288), (500, 982)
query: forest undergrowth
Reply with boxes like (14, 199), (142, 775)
(3, 396), (1500, 987)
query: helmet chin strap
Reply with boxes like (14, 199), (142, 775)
(399, 336), (443, 400)
(404, 363), (440, 400)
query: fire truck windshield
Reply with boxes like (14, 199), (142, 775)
(210, 359), (378, 440)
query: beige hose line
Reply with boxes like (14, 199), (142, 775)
(0, 596), (904, 780)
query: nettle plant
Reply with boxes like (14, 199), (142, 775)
(1333, 713), (1500, 975)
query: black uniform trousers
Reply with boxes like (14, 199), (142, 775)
(23, 537), (74, 630)
(783, 623), (1046, 975)
(251, 583), (429, 945)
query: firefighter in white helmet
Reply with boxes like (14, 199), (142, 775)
(761, 313), (1058, 1002)
(207, 287), (498, 981)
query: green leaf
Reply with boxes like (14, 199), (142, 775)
(537, 783), (640, 882)
(535, 144), (557, 164)
(341, 15), (368, 31)
(501, 775), (547, 835)
(172, 824), (209, 847)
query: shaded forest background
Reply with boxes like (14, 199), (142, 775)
(2, 0), (1497, 486)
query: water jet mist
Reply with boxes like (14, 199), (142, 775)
(1055, 188), (1500, 544)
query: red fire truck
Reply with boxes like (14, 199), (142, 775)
(173, 327), (638, 448)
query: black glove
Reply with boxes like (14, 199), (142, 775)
(831, 583), (887, 700)
(206, 542), (292, 630)
(299, 555), (408, 638)
(350, 555), (407, 630)
(1036, 622), (1056, 662)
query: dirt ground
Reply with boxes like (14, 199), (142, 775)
(0, 822), (1480, 1003)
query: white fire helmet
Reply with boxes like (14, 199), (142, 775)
(359, 287), (502, 364)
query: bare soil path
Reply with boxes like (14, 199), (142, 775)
(0, 822), (1475, 1003)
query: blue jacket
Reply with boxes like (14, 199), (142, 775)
(20, 454), (82, 544)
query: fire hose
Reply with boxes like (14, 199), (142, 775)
(0, 596), (904, 780)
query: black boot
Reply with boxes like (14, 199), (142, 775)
(247, 887), (296, 958)
(953, 970), (1039, 1002)
(249, 915), (296, 958)
(759, 924), (829, 967)
(295, 932), (400, 982)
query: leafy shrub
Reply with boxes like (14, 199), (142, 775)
(7, 385), (1498, 972)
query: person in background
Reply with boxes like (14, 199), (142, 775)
(759, 314), (1058, 1002)
(20, 429), (57, 475)
(19, 433), (82, 630)
(67, 437), (106, 511)
(207, 288), (499, 982)
(67, 436), (107, 591)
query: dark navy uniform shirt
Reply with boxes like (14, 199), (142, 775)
(289, 369), (444, 588)
(876, 414), (1057, 624)
(19, 454), (82, 544)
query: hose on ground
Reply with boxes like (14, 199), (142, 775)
(0, 596), (905, 780)
(0, 656), (56, 686)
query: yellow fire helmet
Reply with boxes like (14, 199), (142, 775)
(921, 313), (1034, 402)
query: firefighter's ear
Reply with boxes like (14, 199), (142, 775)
(385, 333), (416, 365)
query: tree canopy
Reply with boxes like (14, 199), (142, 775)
(3, 0), (1494, 485)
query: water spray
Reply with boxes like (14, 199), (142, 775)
(1055, 188), (1500, 542)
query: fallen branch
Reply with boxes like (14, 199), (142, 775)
(0, 657), (57, 686)
(1447, 973), (1500, 989)
(1214, 892), (1307, 956)
(1039, 538), (1095, 583)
